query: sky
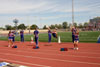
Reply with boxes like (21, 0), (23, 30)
(0, 0), (100, 28)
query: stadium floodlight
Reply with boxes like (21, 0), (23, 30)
(28, 25), (31, 34)
(13, 19), (18, 35)
(72, 0), (74, 26)
(13, 19), (18, 30)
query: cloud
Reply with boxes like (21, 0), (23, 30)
(0, 0), (92, 14)
(40, 14), (70, 20)
(0, 0), (49, 14)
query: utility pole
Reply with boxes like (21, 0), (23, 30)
(72, 0), (74, 26)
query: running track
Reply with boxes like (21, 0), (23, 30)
(0, 41), (100, 67)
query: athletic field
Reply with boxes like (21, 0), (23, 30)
(0, 31), (99, 43)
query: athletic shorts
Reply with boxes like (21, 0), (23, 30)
(52, 33), (57, 38)
(74, 39), (79, 42)
(8, 37), (13, 40)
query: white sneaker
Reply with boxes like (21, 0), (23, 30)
(8, 45), (10, 47)
(76, 48), (79, 50)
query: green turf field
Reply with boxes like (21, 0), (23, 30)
(0, 31), (100, 43)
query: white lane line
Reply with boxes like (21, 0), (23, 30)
(0, 49), (100, 59)
(0, 52), (100, 66)
(1, 45), (100, 54)
(0, 58), (51, 67)
(40, 46), (100, 52)
(17, 47), (100, 53)
(73, 51), (100, 54)
(0, 47), (100, 55)
(13, 47), (100, 54)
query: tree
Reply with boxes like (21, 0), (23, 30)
(5, 25), (12, 30)
(11, 26), (16, 30)
(62, 22), (68, 29)
(0, 27), (5, 30)
(68, 23), (72, 28)
(18, 24), (26, 30)
(43, 25), (47, 29)
(30, 24), (38, 30)
(50, 25), (55, 29)
(78, 23), (83, 28)
(55, 24), (58, 28)
(84, 22), (88, 28)
(57, 24), (63, 29)
(73, 22), (77, 27)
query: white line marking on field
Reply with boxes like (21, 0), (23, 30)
(0, 58), (51, 67)
(15, 47), (100, 54)
(73, 51), (100, 54)
(0, 49), (100, 59)
(0, 52), (100, 66)
(0, 48), (100, 55)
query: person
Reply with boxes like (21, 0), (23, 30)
(74, 30), (79, 50)
(12, 30), (15, 42)
(48, 27), (52, 43)
(52, 28), (58, 38)
(20, 30), (24, 42)
(34, 28), (39, 47)
(8, 30), (14, 47)
(71, 26), (77, 43)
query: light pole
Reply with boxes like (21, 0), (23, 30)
(72, 0), (74, 26)
(28, 25), (31, 34)
(27, 16), (31, 34)
(13, 19), (18, 31)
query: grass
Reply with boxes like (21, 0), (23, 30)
(0, 31), (100, 43)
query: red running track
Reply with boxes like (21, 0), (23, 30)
(0, 41), (100, 67)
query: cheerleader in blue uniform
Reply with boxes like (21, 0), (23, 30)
(20, 30), (24, 42)
(34, 28), (39, 47)
(12, 31), (15, 42)
(52, 28), (58, 39)
(48, 28), (52, 43)
(74, 30), (79, 50)
(71, 27), (77, 43)
(8, 31), (14, 47)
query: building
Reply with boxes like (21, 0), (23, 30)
(88, 17), (100, 31)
